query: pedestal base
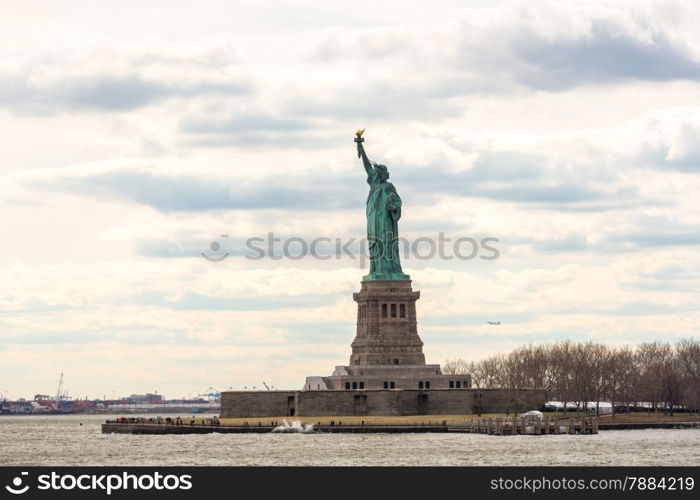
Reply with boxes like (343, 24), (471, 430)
(350, 280), (424, 366)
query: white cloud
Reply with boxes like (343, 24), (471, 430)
(0, 36), (249, 114)
(1, 0), (699, 399)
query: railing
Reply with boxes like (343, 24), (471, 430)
(105, 416), (598, 433)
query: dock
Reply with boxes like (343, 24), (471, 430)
(453, 416), (598, 435)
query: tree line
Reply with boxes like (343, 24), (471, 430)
(443, 339), (700, 416)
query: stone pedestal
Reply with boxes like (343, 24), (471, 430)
(350, 280), (425, 366)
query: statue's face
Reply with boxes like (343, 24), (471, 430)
(377, 166), (389, 181)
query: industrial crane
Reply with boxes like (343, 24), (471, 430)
(196, 387), (221, 402)
(54, 372), (64, 411)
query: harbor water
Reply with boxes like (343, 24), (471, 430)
(1, 414), (699, 466)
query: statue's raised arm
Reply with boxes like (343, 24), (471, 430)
(355, 129), (372, 175)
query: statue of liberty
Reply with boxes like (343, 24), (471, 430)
(355, 130), (410, 281)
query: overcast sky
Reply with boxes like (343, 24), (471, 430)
(1, 0), (699, 400)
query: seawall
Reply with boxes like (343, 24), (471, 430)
(220, 388), (545, 418)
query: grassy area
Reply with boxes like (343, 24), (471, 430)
(600, 413), (700, 423)
(215, 414), (512, 427)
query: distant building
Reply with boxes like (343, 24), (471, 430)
(125, 393), (163, 403)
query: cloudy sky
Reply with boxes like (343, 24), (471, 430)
(1, 0), (699, 399)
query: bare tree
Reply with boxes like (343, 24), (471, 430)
(677, 338), (700, 413)
(587, 343), (610, 416)
(636, 342), (668, 413)
(513, 343), (551, 396)
(606, 346), (637, 417)
(440, 338), (699, 417)
(466, 361), (485, 416)
(549, 341), (576, 412)
(479, 355), (504, 389)
(442, 358), (470, 375)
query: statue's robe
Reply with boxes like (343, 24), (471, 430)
(366, 168), (407, 279)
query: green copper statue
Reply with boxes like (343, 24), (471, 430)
(355, 130), (410, 281)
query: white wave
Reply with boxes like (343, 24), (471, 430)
(271, 419), (315, 433)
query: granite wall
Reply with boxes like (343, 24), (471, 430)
(220, 389), (545, 418)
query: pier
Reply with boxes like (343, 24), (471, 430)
(454, 416), (598, 435)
